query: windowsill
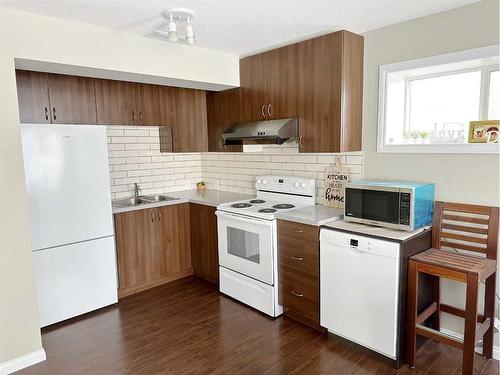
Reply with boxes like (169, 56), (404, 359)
(377, 143), (500, 154)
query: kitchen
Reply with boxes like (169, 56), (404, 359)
(1, 1), (499, 374)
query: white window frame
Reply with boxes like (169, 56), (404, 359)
(378, 45), (500, 154)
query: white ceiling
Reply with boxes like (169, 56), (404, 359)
(0, 0), (481, 56)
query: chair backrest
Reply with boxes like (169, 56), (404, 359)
(432, 201), (499, 260)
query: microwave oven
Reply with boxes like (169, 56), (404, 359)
(344, 180), (435, 231)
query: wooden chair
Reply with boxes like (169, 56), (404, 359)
(406, 201), (498, 375)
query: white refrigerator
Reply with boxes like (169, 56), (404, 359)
(21, 124), (118, 328)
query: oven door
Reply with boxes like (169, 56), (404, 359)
(216, 211), (274, 285)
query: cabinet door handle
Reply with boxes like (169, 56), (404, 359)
(267, 104), (273, 117)
(151, 212), (155, 222)
(291, 290), (304, 297)
(261, 104), (266, 118)
(139, 111), (143, 123)
(157, 211), (161, 221)
(290, 255), (303, 261)
(298, 135), (304, 149)
(44, 107), (49, 121)
(219, 138), (224, 150)
(292, 228), (303, 233)
(132, 110), (136, 123)
(52, 107), (56, 121)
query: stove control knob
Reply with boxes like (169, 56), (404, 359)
(262, 179), (267, 184)
(257, 179), (262, 184)
(294, 182), (300, 188)
(301, 183), (307, 189)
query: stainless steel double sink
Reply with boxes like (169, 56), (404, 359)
(112, 194), (179, 208)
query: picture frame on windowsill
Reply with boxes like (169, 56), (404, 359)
(468, 120), (499, 144)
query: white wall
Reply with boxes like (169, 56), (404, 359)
(362, 0), (499, 204)
(362, 0), (499, 344)
(0, 6), (239, 367)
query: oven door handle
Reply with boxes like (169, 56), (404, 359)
(215, 210), (274, 227)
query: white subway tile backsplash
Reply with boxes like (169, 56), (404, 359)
(107, 126), (363, 201)
(127, 169), (152, 178)
(124, 129), (151, 137)
(125, 143), (150, 150)
(107, 126), (205, 199)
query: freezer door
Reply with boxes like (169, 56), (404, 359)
(33, 236), (118, 327)
(21, 124), (114, 250)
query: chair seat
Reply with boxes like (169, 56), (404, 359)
(411, 248), (496, 281)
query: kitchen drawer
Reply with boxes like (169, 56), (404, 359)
(278, 236), (318, 276)
(279, 276), (319, 322)
(279, 268), (319, 303)
(277, 220), (318, 242)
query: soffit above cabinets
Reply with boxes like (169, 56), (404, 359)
(0, 0), (480, 55)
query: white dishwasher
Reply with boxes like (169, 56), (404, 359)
(320, 228), (400, 359)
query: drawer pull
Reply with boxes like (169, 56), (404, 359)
(291, 290), (304, 297)
(292, 228), (304, 233)
(290, 255), (303, 261)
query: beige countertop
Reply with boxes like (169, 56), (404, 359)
(275, 204), (344, 226)
(112, 189), (253, 214)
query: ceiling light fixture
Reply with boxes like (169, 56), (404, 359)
(155, 8), (196, 46)
(167, 14), (178, 42)
(185, 17), (195, 45)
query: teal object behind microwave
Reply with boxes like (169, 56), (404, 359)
(344, 180), (435, 231)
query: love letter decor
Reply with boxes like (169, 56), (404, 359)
(324, 156), (350, 208)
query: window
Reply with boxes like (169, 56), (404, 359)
(378, 45), (499, 153)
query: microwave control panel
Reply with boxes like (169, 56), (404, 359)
(399, 193), (411, 225)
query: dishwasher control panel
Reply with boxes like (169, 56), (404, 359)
(320, 228), (400, 258)
(349, 238), (371, 252)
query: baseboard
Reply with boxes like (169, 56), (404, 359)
(118, 268), (194, 299)
(0, 348), (46, 375)
(440, 328), (500, 361)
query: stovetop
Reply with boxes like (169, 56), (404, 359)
(217, 176), (316, 220)
(218, 198), (305, 220)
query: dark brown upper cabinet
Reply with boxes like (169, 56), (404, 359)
(297, 30), (363, 153)
(95, 79), (140, 125)
(173, 88), (208, 152)
(15, 70), (97, 124)
(239, 44), (298, 122)
(47, 74), (97, 124)
(239, 53), (266, 122)
(206, 88), (242, 152)
(158, 85), (176, 127)
(236, 30), (363, 153)
(138, 84), (162, 126)
(16, 70), (51, 123)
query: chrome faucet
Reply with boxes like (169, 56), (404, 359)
(134, 183), (142, 197)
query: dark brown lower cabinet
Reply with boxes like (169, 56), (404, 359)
(189, 203), (219, 284)
(114, 204), (192, 298)
(277, 219), (324, 331)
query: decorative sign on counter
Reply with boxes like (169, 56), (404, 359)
(324, 156), (350, 208)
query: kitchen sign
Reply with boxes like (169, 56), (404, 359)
(324, 157), (350, 208)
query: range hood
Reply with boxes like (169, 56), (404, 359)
(222, 118), (298, 145)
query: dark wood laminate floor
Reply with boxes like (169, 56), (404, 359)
(17, 276), (498, 375)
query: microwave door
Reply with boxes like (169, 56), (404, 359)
(345, 187), (401, 229)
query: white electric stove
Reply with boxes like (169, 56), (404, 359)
(216, 175), (315, 317)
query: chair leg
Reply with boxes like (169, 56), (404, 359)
(406, 260), (418, 368)
(462, 273), (479, 375)
(430, 275), (440, 331)
(482, 272), (496, 359)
